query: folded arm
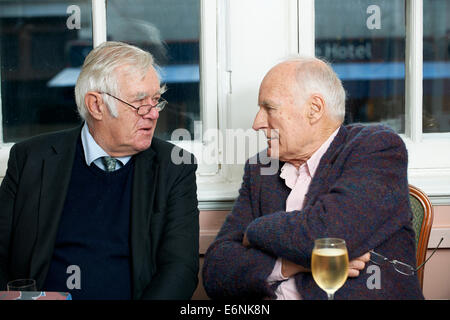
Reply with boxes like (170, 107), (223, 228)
(244, 230), (370, 278)
(279, 253), (371, 278)
(246, 129), (410, 267)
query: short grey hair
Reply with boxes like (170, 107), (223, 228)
(287, 56), (346, 123)
(75, 41), (157, 120)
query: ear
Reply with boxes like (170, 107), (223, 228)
(307, 94), (325, 124)
(85, 92), (106, 121)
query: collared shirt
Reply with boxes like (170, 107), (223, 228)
(266, 128), (340, 300)
(80, 122), (131, 171)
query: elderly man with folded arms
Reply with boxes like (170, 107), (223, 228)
(0, 41), (199, 299)
(203, 56), (423, 299)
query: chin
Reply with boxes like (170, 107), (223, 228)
(267, 146), (281, 159)
(134, 136), (153, 152)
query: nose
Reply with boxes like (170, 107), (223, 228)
(252, 108), (267, 131)
(143, 107), (159, 120)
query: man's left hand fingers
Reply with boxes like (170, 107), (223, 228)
(349, 260), (365, 270)
(358, 252), (371, 262)
(348, 269), (360, 277)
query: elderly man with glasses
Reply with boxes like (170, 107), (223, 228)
(0, 41), (199, 300)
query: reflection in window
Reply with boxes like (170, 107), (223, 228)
(0, 0), (92, 143)
(423, 0), (449, 133)
(0, 0), (201, 143)
(107, 0), (201, 141)
(315, 0), (406, 133)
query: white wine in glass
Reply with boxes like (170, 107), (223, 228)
(311, 238), (349, 300)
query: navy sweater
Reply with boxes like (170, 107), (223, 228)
(44, 139), (134, 299)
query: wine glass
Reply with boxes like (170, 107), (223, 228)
(7, 279), (37, 291)
(311, 238), (349, 300)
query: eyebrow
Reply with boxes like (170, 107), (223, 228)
(133, 85), (167, 101)
(259, 100), (280, 109)
(133, 92), (149, 101)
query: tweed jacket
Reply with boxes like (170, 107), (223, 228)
(203, 124), (424, 300)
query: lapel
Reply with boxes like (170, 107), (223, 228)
(304, 125), (348, 205)
(30, 125), (82, 288)
(259, 160), (291, 215)
(130, 146), (157, 299)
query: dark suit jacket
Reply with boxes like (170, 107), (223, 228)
(0, 125), (199, 299)
(203, 124), (424, 300)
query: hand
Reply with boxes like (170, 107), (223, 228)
(348, 252), (371, 277)
(281, 258), (310, 278)
(280, 251), (371, 279)
(242, 232), (251, 247)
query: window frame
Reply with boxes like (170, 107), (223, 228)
(0, 0), (449, 206)
(0, 0), (224, 206)
(0, 0), (220, 179)
(308, 0), (450, 204)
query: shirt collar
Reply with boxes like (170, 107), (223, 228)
(80, 122), (131, 167)
(306, 127), (339, 177)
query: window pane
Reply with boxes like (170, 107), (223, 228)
(107, 0), (200, 140)
(0, 0), (92, 143)
(315, 0), (405, 133)
(423, 0), (449, 133)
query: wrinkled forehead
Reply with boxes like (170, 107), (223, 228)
(116, 65), (161, 93)
(116, 64), (159, 81)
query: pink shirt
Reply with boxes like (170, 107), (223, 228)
(266, 128), (339, 300)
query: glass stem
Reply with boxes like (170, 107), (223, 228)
(327, 292), (334, 300)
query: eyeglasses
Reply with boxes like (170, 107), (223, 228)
(369, 237), (443, 276)
(101, 92), (168, 115)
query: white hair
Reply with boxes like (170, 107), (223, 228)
(74, 41), (157, 120)
(286, 56), (346, 123)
